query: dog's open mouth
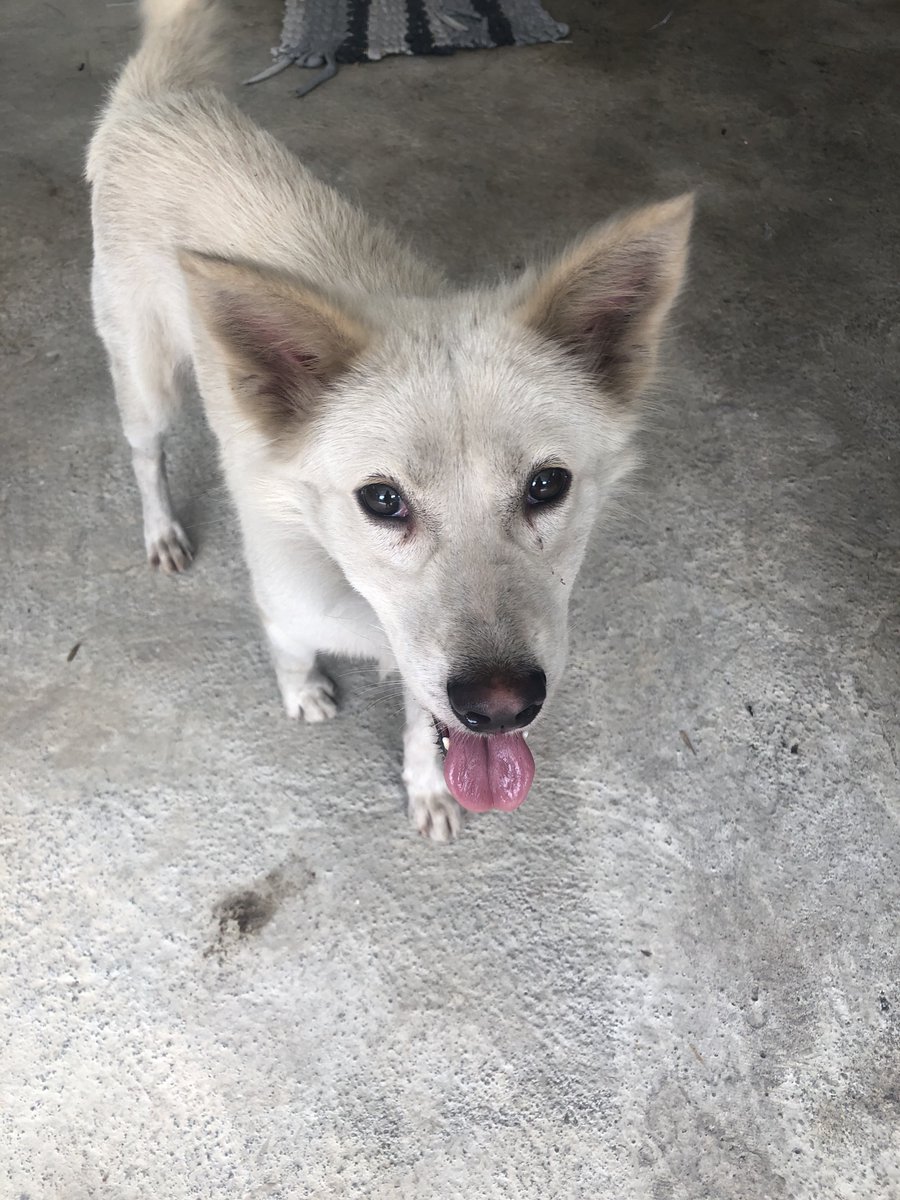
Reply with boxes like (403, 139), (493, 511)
(434, 720), (535, 813)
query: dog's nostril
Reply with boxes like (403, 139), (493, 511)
(516, 703), (542, 727)
(463, 711), (491, 730)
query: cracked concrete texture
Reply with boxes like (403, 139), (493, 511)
(1, 0), (899, 1196)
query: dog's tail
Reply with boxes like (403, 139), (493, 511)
(112, 0), (224, 104)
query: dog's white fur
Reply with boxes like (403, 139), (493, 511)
(87, 0), (693, 840)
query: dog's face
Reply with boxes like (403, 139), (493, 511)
(183, 195), (693, 810)
(303, 306), (622, 716)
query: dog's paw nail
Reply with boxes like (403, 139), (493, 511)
(408, 792), (462, 843)
(147, 523), (193, 575)
(281, 671), (339, 723)
(300, 695), (338, 722)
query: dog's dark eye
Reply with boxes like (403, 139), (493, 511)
(527, 467), (571, 506)
(358, 482), (409, 519)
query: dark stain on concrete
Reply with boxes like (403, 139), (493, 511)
(205, 856), (316, 961)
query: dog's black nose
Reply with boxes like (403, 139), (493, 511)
(447, 667), (546, 734)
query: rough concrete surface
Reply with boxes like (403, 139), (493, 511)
(1, 1), (899, 1197)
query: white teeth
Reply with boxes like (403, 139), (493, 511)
(441, 736), (450, 752)
(523, 731), (530, 740)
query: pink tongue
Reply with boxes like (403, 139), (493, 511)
(443, 731), (535, 813)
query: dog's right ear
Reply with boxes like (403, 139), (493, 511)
(179, 251), (369, 438)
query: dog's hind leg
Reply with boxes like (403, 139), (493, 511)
(403, 691), (461, 842)
(107, 351), (193, 573)
(95, 282), (193, 572)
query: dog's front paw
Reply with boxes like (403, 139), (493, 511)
(408, 790), (462, 843)
(147, 522), (193, 574)
(280, 668), (338, 723)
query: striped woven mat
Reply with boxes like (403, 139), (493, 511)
(246, 0), (569, 95)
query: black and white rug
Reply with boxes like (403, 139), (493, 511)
(246, 0), (569, 95)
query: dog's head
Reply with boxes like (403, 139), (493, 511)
(182, 195), (693, 812)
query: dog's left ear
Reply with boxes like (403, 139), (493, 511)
(179, 251), (370, 438)
(513, 193), (694, 405)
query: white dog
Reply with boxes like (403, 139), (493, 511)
(87, 0), (693, 840)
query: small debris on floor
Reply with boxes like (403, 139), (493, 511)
(680, 729), (697, 756)
(66, 641), (81, 662)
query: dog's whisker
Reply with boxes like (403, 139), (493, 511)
(349, 682), (405, 704)
(325, 617), (387, 638)
(355, 693), (409, 719)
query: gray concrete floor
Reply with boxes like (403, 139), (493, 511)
(2, 1), (899, 1196)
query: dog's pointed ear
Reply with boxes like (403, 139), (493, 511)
(179, 251), (369, 437)
(513, 194), (694, 405)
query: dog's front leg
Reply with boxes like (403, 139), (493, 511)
(403, 691), (461, 842)
(260, 613), (338, 724)
(237, 522), (347, 724)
